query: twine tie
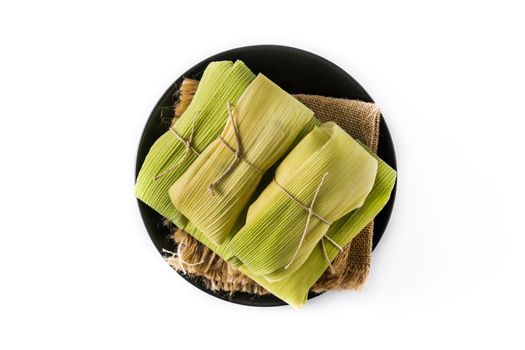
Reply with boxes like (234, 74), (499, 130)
(274, 173), (342, 273)
(208, 103), (265, 194)
(154, 112), (200, 181)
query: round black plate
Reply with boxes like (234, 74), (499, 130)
(136, 45), (397, 307)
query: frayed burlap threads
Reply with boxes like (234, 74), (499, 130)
(163, 79), (381, 294)
(168, 228), (270, 295)
(172, 79), (199, 125)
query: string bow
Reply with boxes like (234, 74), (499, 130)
(275, 173), (343, 273)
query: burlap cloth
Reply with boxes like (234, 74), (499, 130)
(165, 78), (381, 294)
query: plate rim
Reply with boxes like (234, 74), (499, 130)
(135, 44), (397, 307)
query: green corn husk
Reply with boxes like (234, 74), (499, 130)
(134, 61), (255, 227)
(227, 123), (378, 282)
(169, 74), (316, 244)
(236, 152), (396, 308)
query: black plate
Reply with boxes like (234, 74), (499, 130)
(135, 45), (397, 307)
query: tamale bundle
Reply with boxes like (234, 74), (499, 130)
(169, 74), (316, 244)
(228, 123), (378, 282)
(235, 154), (397, 308)
(166, 78), (384, 294)
(134, 61), (255, 227)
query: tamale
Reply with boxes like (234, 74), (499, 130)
(236, 153), (397, 308)
(169, 74), (316, 244)
(134, 61), (255, 227)
(228, 123), (378, 282)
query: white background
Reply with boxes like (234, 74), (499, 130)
(1, 1), (524, 349)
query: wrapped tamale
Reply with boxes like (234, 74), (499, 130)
(169, 74), (316, 244)
(228, 123), (378, 282)
(134, 61), (255, 227)
(235, 153), (397, 308)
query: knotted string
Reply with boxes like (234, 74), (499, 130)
(274, 173), (342, 273)
(207, 103), (265, 195)
(162, 246), (203, 275)
(321, 235), (343, 273)
(154, 112), (200, 181)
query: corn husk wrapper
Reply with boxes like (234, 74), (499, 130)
(134, 61), (255, 227)
(169, 74), (316, 244)
(236, 152), (396, 308)
(227, 123), (378, 282)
